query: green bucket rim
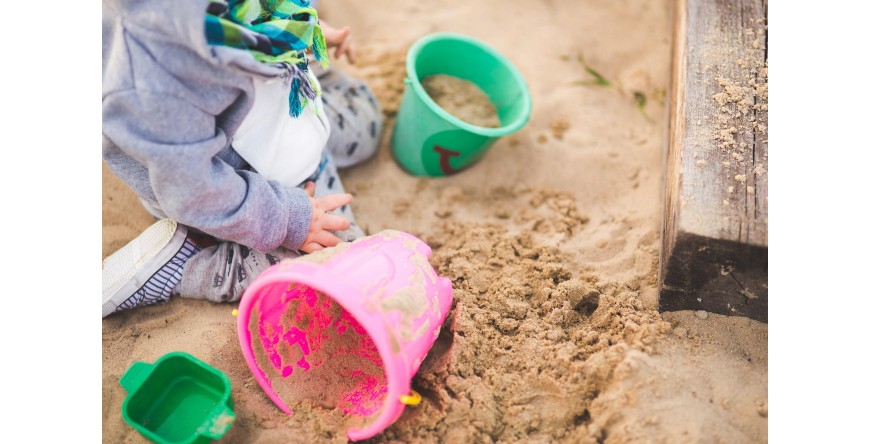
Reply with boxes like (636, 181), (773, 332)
(405, 32), (532, 137)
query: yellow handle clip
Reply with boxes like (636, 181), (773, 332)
(399, 390), (422, 406)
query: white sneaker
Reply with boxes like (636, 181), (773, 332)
(102, 219), (190, 318)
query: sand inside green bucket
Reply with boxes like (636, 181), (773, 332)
(422, 74), (500, 128)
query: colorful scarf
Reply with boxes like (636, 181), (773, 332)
(205, 0), (330, 117)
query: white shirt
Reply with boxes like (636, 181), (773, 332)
(232, 71), (331, 188)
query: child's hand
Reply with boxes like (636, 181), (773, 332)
(319, 20), (356, 64)
(300, 181), (353, 253)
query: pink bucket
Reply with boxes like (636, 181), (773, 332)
(236, 230), (453, 441)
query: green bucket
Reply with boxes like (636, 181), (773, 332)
(119, 352), (236, 444)
(391, 32), (532, 177)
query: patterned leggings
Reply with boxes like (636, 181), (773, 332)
(175, 68), (383, 303)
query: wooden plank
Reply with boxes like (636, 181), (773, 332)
(660, 0), (768, 322)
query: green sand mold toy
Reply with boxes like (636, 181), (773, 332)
(392, 32), (532, 177)
(119, 352), (236, 444)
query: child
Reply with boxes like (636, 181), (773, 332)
(102, 0), (382, 317)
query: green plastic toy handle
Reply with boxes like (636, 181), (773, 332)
(119, 361), (152, 392)
(201, 404), (237, 439)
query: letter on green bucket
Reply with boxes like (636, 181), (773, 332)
(422, 130), (494, 176)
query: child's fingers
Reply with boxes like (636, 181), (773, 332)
(304, 181), (316, 197)
(325, 26), (350, 47)
(340, 38), (356, 64)
(300, 241), (324, 253)
(316, 193), (353, 211)
(310, 230), (343, 248)
(321, 213), (351, 231)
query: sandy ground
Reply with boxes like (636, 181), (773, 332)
(102, 0), (768, 442)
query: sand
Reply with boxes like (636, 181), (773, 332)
(421, 75), (501, 128)
(102, 0), (768, 442)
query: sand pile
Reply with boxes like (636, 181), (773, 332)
(375, 221), (672, 443)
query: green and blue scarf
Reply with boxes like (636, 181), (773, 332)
(205, 0), (329, 117)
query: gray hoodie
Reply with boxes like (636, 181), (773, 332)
(102, 0), (312, 251)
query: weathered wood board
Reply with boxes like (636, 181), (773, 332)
(660, 0), (768, 321)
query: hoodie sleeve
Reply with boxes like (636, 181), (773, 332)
(103, 89), (311, 251)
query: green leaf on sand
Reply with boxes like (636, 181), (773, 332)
(583, 66), (611, 87)
(633, 91), (653, 123)
(573, 55), (611, 87)
(633, 91), (647, 109)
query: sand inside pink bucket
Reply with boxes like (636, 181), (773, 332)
(248, 284), (388, 431)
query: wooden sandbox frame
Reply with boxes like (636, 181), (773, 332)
(659, 0), (768, 322)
